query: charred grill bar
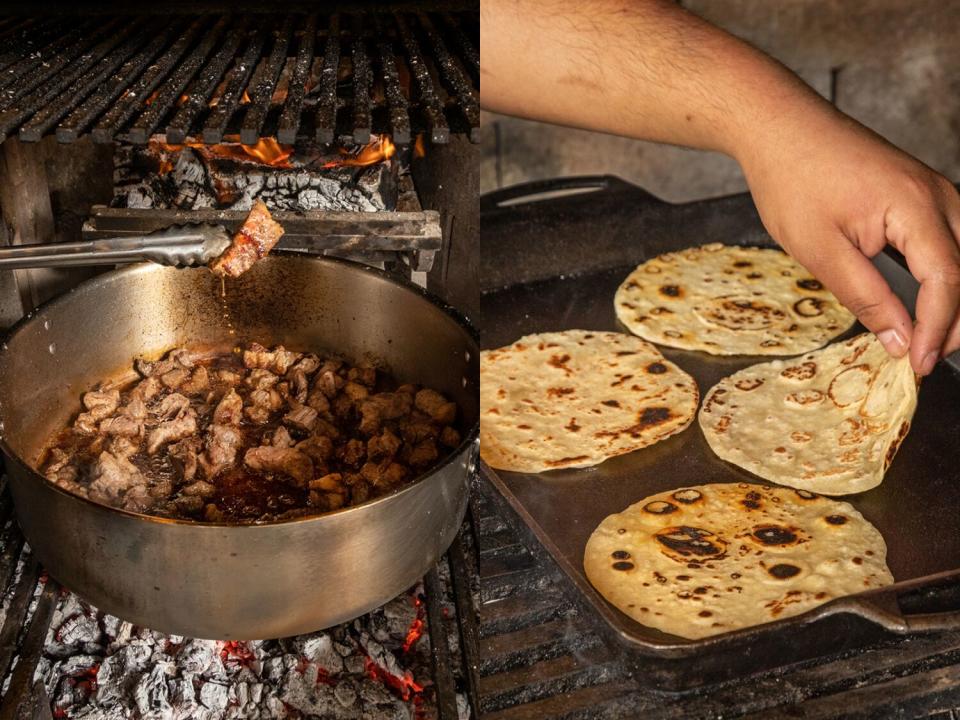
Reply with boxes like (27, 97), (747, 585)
(0, 12), (479, 147)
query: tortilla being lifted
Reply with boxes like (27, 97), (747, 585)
(480, 331), (698, 472)
(614, 244), (855, 355)
(699, 333), (918, 495)
(584, 482), (893, 639)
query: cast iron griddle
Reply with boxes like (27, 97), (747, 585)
(478, 176), (960, 677)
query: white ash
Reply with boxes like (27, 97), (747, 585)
(35, 582), (438, 719)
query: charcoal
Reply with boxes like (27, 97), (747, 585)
(132, 660), (175, 716)
(198, 680), (229, 713)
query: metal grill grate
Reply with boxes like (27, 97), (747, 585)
(0, 12), (479, 147)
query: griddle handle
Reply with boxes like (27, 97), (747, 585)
(901, 611), (960, 632)
(480, 175), (664, 213)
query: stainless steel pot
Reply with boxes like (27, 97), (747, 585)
(0, 254), (479, 639)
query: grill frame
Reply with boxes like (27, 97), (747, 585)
(0, 12), (479, 147)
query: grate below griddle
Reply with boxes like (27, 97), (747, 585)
(0, 12), (478, 147)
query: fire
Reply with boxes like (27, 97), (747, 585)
(414, 134), (426, 159)
(364, 656), (424, 702)
(144, 89), (160, 106)
(241, 89), (252, 104)
(151, 137), (294, 171)
(219, 640), (256, 667)
(322, 134), (396, 169)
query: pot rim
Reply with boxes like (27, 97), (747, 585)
(0, 252), (479, 529)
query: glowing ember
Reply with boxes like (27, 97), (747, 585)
(323, 134), (396, 169)
(241, 89), (252, 104)
(402, 595), (427, 653)
(219, 640), (256, 667)
(151, 137), (294, 171)
(414, 134), (426, 159)
(144, 89), (161, 106)
(364, 655), (424, 702)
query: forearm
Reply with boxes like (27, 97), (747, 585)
(480, 0), (834, 163)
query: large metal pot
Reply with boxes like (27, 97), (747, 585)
(0, 254), (479, 639)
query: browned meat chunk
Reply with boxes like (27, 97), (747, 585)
(284, 404), (318, 432)
(415, 389), (457, 425)
(75, 389), (121, 434)
(440, 426), (461, 448)
(128, 376), (161, 403)
(367, 429), (402, 462)
(288, 368), (309, 403)
(296, 435), (334, 464)
(208, 200), (285, 278)
(120, 395), (148, 421)
(244, 388), (282, 424)
(213, 388), (243, 425)
(332, 394), (355, 419)
(182, 480), (216, 498)
(360, 461), (409, 488)
(243, 343), (299, 375)
(135, 348), (196, 378)
(406, 439), (439, 468)
(214, 368), (244, 387)
(308, 472), (343, 492)
(180, 366), (209, 396)
(169, 438), (201, 482)
(347, 365), (377, 388)
(89, 451), (144, 506)
(399, 418), (439, 445)
(147, 408), (197, 454)
(306, 387), (331, 414)
(200, 424), (243, 478)
(308, 491), (345, 511)
(317, 370), (345, 399)
(244, 446), (313, 488)
(343, 381), (370, 403)
(99, 415), (142, 437)
(108, 436), (140, 459)
(156, 393), (191, 420)
(161, 367), (189, 390)
(204, 504), (225, 522)
(290, 354), (321, 376)
(44, 448), (78, 486)
(339, 439), (366, 467)
(245, 368), (279, 390)
(272, 425), (294, 448)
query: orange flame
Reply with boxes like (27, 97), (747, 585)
(144, 89), (160, 106)
(241, 89), (252, 104)
(364, 656), (424, 702)
(413, 134), (426, 159)
(151, 137), (294, 171)
(322, 135), (395, 169)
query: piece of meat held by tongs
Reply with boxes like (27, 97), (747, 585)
(208, 201), (285, 278)
(0, 201), (283, 277)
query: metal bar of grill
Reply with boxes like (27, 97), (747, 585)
(276, 14), (317, 145)
(0, 13), (478, 146)
(314, 14), (341, 145)
(417, 13), (480, 142)
(394, 13), (449, 144)
(349, 15), (373, 144)
(239, 14), (294, 145)
(92, 17), (209, 143)
(165, 19), (251, 145)
(57, 21), (182, 143)
(374, 14), (412, 145)
(19, 21), (153, 142)
(0, 20), (134, 142)
(124, 17), (230, 144)
(201, 24), (267, 144)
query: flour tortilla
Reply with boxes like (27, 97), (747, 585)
(584, 482), (893, 639)
(480, 331), (699, 472)
(699, 333), (917, 495)
(615, 244), (856, 355)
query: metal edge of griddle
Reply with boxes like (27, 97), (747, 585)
(477, 176), (960, 690)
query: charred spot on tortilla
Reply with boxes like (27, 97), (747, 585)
(640, 407), (671, 426)
(612, 561), (635, 571)
(643, 500), (678, 515)
(660, 284), (683, 298)
(655, 526), (727, 559)
(734, 378), (764, 391)
(752, 525), (799, 546)
(796, 279), (824, 291)
(741, 491), (763, 510)
(672, 489), (703, 504)
(825, 514), (848, 525)
(793, 297), (825, 317)
(601, 400), (621, 408)
(611, 550), (631, 559)
(646, 362), (668, 374)
(767, 563), (802, 579)
(733, 261), (753, 268)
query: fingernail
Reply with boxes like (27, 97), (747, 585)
(920, 350), (939, 375)
(877, 329), (907, 356)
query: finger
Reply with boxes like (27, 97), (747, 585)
(791, 231), (913, 358)
(893, 211), (960, 375)
(938, 202), (960, 357)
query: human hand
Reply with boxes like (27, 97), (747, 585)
(738, 106), (960, 375)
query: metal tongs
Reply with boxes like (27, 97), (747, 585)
(0, 223), (232, 270)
